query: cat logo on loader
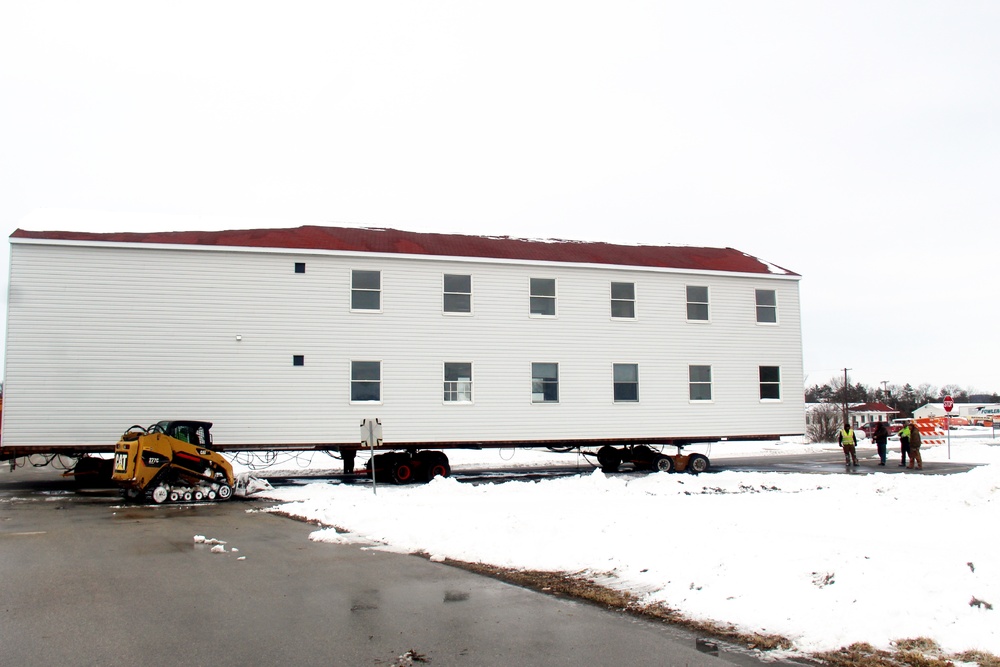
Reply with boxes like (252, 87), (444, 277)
(112, 421), (236, 504)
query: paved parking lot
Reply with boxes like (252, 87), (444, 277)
(1, 466), (772, 667)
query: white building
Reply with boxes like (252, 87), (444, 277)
(848, 402), (898, 429)
(2, 214), (805, 451)
(913, 403), (989, 419)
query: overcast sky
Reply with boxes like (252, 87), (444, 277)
(2, 1), (998, 394)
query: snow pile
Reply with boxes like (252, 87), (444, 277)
(258, 437), (1000, 657)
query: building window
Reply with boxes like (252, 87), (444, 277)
(689, 365), (712, 401)
(351, 270), (381, 311)
(531, 363), (559, 403)
(529, 278), (556, 316)
(351, 361), (381, 402)
(755, 289), (777, 323)
(293, 355), (305, 366)
(611, 282), (635, 319)
(294, 262), (306, 274)
(613, 363), (639, 402)
(686, 286), (709, 321)
(443, 274), (472, 314)
(443, 362), (473, 402)
(759, 366), (781, 400)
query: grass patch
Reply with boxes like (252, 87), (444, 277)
(440, 559), (791, 651)
(435, 558), (1000, 667)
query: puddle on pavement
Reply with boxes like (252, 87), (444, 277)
(444, 590), (470, 603)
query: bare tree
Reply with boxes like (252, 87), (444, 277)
(807, 404), (842, 443)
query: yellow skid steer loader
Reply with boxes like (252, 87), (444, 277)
(112, 421), (236, 504)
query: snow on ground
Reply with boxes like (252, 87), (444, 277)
(248, 430), (1000, 658)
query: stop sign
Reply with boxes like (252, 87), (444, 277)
(944, 395), (954, 413)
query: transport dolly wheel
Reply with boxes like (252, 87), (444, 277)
(596, 446), (620, 473)
(687, 453), (710, 474)
(652, 454), (674, 473)
(391, 457), (414, 484)
(426, 452), (451, 480)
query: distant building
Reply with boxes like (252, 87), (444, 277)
(913, 403), (989, 419)
(805, 402), (896, 430)
(848, 402), (897, 429)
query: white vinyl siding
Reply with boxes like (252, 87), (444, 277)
(2, 240), (805, 447)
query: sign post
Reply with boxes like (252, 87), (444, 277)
(360, 418), (383, 495)
(943, 396), (953, 459)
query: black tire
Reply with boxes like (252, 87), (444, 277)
(652, 454), (674, 473)
(72, 457), (98, 487)
(370, 453), (397, 483)
(597, 446), (621, 473)
(630, 445), (655, 470)
(391, 457), (414, 484)
(545, 445), (576, 453)
(687, 453), (710, 474)
(426, 452), (451, 480)
(217, 484), (233, 501)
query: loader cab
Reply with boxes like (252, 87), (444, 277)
(150, 420), (214, 449)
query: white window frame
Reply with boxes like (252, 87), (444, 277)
(531, 362), (559, 403)
(529, 278), (557, 317)
(688, 365), (713, 402)
(351, 269), (382, 312)
(350, 360), (382, 403)
(443, 362), (474, 404)
(443, 274), (473, 315)
(759, 365), (781, 401)
(610, 282), (636, 319)
(612, 363), (639, 403)
(686, 285), (710, 322)
(755, 288), (778, 324)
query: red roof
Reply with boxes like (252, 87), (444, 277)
(11, 225), (798, 276)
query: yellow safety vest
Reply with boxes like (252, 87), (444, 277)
(840, 428), (856, 446)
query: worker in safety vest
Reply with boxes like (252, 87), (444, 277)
(898, 423), (911, 467)
(838, 422), (860, 467)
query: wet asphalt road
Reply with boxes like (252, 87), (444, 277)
(0, 465), (786, 667)
(1, 449), (974, 666)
